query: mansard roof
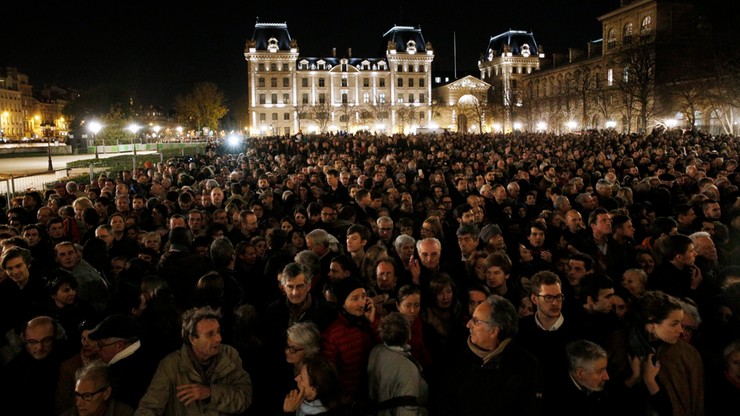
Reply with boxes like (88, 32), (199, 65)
(483, 30), (540, 58)
(250, 20), (293, 51)
(382, 25), (429, 53)
(297, 57), (388, 70)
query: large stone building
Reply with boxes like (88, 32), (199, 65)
(0, 67), (71, 141)
(485, 0), (724, 134)
(244, 21), (435, 136)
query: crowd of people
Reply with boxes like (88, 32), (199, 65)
(0, 127), (739, 415)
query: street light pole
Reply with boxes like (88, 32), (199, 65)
(43, 122), (54, 171)
(127, 123), (141, 156)
(88, 121), (103, 160)
(47, 135), (53, 171)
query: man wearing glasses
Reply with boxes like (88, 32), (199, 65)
(441, 294), (544, 415)
(517, 270), (580, 409)
(88, 313), (155, 409)
(71, 361), (135, 416)
(0, 316), (64, 415)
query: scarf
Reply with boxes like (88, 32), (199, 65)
(339, 307), (368, 327)
(297, 399), (328, 415)
(467, 337), (511, 365)
(186, 345), (220, 383)
(288, 295), (313, 326)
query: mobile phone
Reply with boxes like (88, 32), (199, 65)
(364, 304), (371, 312)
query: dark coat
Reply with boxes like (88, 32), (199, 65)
(446, 340), (545, 416)
(108, 344), (158, 409)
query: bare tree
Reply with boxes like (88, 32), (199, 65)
(613, 35), (655, 132)
(456, 89), (489, 133)
(395, 106), (417, 133)
(572, 68), (595, 129)
(311, 102), (333, 133)
(357, 107), (374, 130)
(369, 97), (391, 129)
(338, 102), (353, 132)
(293, 103), (310, 132)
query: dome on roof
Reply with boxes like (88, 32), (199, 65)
(483, 30), (539, 60)
(250, 21), (293, 51)
(381, 25), (429, 55)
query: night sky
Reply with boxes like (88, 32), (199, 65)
(1, 1), (622, 107)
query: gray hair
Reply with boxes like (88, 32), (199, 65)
(306, 228), (330, 247)
(678, 299), (702, 326)
(688, 231), (712, 243)
(295, 250), (321, 277)
(566, 339), (608, 373)
(286, 321), (321, 359)
(482, 295), (518, 340)
(210, 238), (235, 268)
(281, 262), (311, 286)
(376, 216), (394, 226)
(181, 306), (222, 344)
(393, 234), (415, 251)
(74, 360), (111, 390)
(415, 237), (441, 253)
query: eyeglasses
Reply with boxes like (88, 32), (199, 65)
(285, 344), (305, 354)
(75, 385), (109, 401)
(470, 317), (491, 326)
(284, 283), (307, 292)
(25, 336), (54, 346)
(536, 294), (565, 303)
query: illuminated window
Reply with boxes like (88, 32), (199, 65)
(607, 28), (616, 49)
(641, 16), (652, 35)
(623, 23), (633, 44)
(607, 69), (613, 86)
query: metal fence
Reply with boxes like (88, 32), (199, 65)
(0, 166), (96, 208)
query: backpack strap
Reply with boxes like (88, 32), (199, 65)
(373, 395), (419, 412)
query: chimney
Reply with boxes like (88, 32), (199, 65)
(332, 47), (336, 57)
(348, 48), (352, 58)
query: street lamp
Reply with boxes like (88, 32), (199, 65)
(88, 121), (103, 159)
(42, 121), (55, 171)
(152, 125), (161, 142)
(127, 123), (141, 156)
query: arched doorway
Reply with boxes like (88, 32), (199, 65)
(458, 114), (468, 133)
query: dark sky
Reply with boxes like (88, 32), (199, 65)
(2, 1), (621, 107)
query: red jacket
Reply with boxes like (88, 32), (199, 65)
(321, 312), (379, 403)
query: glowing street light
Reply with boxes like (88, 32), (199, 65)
(127, 123), (141, 155)
(88, 120), (103, 159)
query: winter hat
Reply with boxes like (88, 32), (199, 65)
(332, 276), (366, 307)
